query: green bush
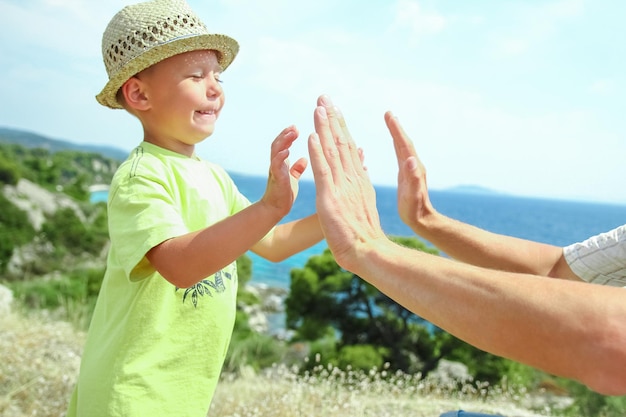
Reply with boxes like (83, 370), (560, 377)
(0, 153), (20, 185)
(9, 267), (104, 310)
(559, 379), (626, 417)
(0, 193), (35, 272)
(224, 324), (287, 373)
(40, 206), (108, 257)
(337, 344), (388, 372)
(237, 253), (252, 288)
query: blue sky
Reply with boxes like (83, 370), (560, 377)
(1, 0), (625, 204)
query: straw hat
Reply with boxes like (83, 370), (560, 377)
(97, 0), (239, 109)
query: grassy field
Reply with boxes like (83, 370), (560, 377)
(1, 308), (558, 417)
(209, 364), (552, 417)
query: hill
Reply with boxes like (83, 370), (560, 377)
(0, 126), (128, 161)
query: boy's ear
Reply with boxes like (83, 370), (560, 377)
(121, 77), (150, 111)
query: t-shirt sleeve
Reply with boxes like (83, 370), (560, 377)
(211, 164), (275, 242)
(212, 164), (252, 216)
(108, 173), (190, 281)
(563, 225), (626, 287)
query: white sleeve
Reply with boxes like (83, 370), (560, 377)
(563, 225), (626, 287)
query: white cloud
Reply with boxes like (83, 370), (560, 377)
(0, 1), (127, 59)
(545, 0), (585, 19)
(588, 78), (616, 95)
(392, 0), (446, 42)
(492, 0), (584, 57)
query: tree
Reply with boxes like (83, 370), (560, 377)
(0, 151), (20, 185)
(0, 193), (35, 272)
(285, 236), (514, 382)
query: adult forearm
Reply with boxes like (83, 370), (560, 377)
(412, 211), (563, 276)
(352, 241), (626, 395)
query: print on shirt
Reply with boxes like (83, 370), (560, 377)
(176, 269), (233, 308)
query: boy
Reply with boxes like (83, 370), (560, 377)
(67, 1), (323, 416)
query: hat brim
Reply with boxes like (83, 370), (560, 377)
(96, 33), (239, 109)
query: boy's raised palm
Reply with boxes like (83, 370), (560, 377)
(262, 125), (308, 218)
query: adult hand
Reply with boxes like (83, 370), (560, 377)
(385, 112), (437, 233)
(308, 95), (387, 272)
(262, 125), (308, 217)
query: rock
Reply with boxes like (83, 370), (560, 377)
(3, 178), (84, 230)
(242, 304), (269, 333)
(240, 284), (291, 336)
(246, 283), (288, 313)
(0, 284), (14, 316)
(428, 359), (473, 386)
(7, 237), (55, 276)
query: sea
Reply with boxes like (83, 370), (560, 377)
(91, 171), (626, 290)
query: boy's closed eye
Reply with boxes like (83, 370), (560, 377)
(189, 71), (223, 83)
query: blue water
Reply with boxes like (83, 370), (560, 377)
(228, 172), (625, 289)
(90, 190), (108, 204)
(91, 172), (626, 289)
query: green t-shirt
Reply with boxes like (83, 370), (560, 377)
(67, 142), (251, 416)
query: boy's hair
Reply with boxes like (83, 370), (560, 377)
(97, 0), (239, 109)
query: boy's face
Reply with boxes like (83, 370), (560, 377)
(133, 50), (225, 155)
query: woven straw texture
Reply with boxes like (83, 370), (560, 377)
(97, 0), (239, 109)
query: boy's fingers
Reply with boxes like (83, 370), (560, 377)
(290, 157), (308, 180)
(270, 126), (298, 160)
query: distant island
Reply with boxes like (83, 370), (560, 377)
(442, 184), (505, 196)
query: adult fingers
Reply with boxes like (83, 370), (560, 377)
(317, 95), (362, 178)
(384, 112), (425, 174)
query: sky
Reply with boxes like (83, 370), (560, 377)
(1, 0), (625, 205)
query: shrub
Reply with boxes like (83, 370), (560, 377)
(337, 344), (388, 372)
(0, 193), (35, 272)
(224, 325), (287, 373)
(0, 154), (20, 185)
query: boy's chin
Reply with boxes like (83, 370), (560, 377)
(190, 125), (215, 141)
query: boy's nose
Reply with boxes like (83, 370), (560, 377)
(206, 79), (222, 97)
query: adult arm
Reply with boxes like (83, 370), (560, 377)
(308, 95), (626, 395)
(386, 111), (580, 280)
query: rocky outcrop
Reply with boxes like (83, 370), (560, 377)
(0, 284), (13, 317)
(241, 283), (291, 338)
(427, 359), (472, 386)
(3, 178), (84, 231)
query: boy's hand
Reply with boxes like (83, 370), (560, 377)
(261, 125), (308, 217)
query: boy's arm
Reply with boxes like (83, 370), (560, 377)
(250, 214), (323, 262)
(147, 199), (284, 288)
(148, 125), (308, 288)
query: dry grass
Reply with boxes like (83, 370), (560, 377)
(0, 310), (84, 417)
(210, 363), (552, 417)
(1, 309), (553, 417)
